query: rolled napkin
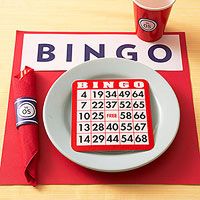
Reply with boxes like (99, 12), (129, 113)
(13, 66), (38, 186)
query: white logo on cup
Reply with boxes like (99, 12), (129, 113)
(139, 19), (157, 32)
(17, 102), (36, 119)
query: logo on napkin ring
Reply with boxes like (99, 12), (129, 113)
(15, 97), (38, 127)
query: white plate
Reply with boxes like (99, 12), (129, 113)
(43, 58), (180, 172)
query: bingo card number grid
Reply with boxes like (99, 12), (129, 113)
(71, 79), (154, 152)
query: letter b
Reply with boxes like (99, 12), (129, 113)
(37, 44), (55, 62)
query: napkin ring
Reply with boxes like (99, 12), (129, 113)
(14, 97), (38, 127)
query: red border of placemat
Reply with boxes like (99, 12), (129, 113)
(1, 31), (199, 185)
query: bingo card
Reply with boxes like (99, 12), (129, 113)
(71, 79), (154, 152)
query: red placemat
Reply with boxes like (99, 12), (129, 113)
(0, 31), (200, 185)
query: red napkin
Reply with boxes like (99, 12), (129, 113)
(13, 66), (38, 186)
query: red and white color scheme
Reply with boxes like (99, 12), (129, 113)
(0, 31), (200, 185)
(71, 79), (154, 152)
(133, 0), (176, 42)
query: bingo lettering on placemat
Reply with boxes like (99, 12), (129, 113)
(71, 79), (154, 152)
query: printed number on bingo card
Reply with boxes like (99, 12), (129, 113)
(71, 79), (154, 152)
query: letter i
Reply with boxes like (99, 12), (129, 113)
(66, 44), (73, 62)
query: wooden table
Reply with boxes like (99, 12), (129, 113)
(0, 0), (199, 199)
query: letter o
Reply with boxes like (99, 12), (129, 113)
(148, 44), (172, 63)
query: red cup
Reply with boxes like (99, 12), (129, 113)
(133, 0), (176, 42)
